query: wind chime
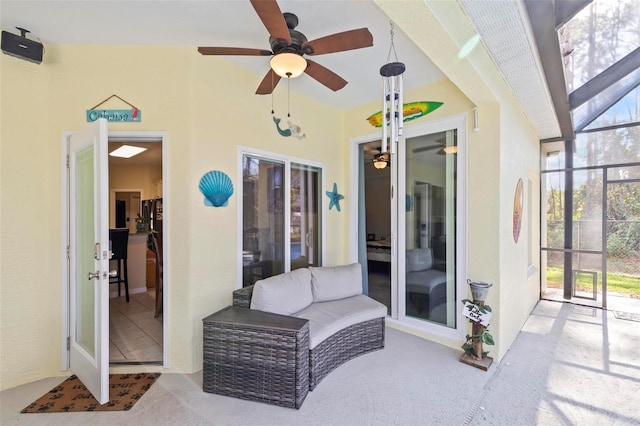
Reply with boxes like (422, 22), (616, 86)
(380, 21), (405, 156)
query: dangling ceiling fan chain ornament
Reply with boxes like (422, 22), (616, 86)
(198, 0), (373, 95)
(271, 72), (306, 140)
(380, 21), (405, 156)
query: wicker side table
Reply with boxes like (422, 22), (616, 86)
(202, 306), (310, 408)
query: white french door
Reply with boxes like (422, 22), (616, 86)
(68, 118), (110, 404)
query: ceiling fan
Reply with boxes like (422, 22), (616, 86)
(412, 138), (455, 155)
(198, 0), (373, 95)
(363, 146), (390, 169)
(372, 152), (390, 169)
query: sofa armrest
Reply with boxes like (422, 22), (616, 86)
(233, 285), (254, 308)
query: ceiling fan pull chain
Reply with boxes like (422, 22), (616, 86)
(271, 71), (275, 115)
(287, 75), (291, 118)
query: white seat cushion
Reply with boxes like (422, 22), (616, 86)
(250, 268), (313, 315)
(293, 295), (387, 349)
(309, 263), (363, 302)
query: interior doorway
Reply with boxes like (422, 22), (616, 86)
(108, 138), (164, 365)
(113, 191), (141, 234)
(360, 141), (392, 315)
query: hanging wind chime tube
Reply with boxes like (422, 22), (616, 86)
(381, 78), (388, 154)
(380, 21), (405, 156)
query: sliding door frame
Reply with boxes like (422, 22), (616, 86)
(236, 146), (327, 289)
(349, 114), (468, 341)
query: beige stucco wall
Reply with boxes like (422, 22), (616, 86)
(0, 45), (345, 390)
(357, 1), (541, 360)
(109, 163), (162, 203)
(1, 1), (541, 390)
(1, 44), (57, 389)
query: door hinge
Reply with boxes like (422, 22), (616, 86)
(66, 155), (70, 169)
(66, 245), (70, 260)
(66, 336), (71, 351)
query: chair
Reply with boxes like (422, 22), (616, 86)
(109, 228), (130, 303)
(151, 231), (163, 318)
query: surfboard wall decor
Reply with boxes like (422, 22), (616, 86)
(366, 101), (443, 128)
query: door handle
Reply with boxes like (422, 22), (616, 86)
(108, 270), (117, 277)
(87, 271), (100, 280)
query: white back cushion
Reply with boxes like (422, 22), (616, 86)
(250, 268), (313, 315)
(406, 248), (433, 272)
(309, 263), (363, 302)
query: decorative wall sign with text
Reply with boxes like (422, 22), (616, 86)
(462, 301), (492, 326)
(86, 94), (141, 122)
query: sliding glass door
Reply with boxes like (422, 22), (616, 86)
(290, 164), (322, 269)
(355, 115), (466, 337)
(241, 152), (323, 287)
(401, 129), (458, 328)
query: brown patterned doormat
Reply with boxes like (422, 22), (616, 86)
(21, 373), (161, 413)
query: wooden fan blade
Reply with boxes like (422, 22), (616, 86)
(250, 0), (291, 45)
(198, 47), (272, 56)
(304, 59), (347, 91)
(256, 69), (282, 95)
(302, 28), (373, 56)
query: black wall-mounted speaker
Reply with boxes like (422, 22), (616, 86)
(1, 30), (43, 64)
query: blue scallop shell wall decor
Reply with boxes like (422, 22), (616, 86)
(199, 171), (233, 207)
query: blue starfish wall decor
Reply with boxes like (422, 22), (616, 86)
(326, 182), (344, 211)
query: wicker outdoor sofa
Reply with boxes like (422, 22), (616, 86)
(230, 263), (386, 395)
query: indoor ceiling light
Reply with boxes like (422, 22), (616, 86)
(270, 52), (307, 78)
(109, 145), (147, 158)
(443, 146), (458, 154)
(373, 159), (388, 169)
(373, 153), (389, 169)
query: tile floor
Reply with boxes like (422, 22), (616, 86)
(109, 290), (163, 363)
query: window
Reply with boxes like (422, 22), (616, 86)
(240, 151), (323, 287)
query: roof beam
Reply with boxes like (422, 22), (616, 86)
(555, 0), (592, 29)
(575, 80), (640, 131)
(525, 0), (575, 140)
(569, 47), (640, 109)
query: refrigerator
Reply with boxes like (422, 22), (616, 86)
(141, 198), (162, 229)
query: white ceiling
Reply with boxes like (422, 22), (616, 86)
(0, 0), (444, 110)
(1, 0), (560, 138)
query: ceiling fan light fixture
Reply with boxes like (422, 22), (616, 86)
(270, 52), (307, 78)
(373, 158), (388, 169)
(372, 152), (389, 169)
